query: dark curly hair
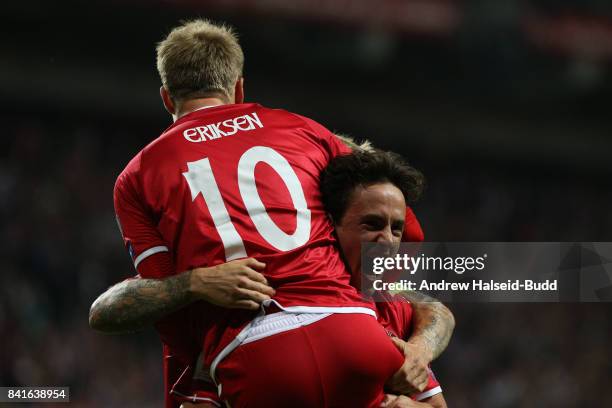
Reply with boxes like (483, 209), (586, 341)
(320, 149), (425, 223)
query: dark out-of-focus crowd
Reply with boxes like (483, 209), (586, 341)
(1, 115), (610, 407)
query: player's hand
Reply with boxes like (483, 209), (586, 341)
(191, 258), (275, 310)
(386, 337), (431, 395)
(180, 403), (218, 408)
(381, 394), (424, 408)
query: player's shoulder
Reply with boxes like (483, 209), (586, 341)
(114, 125), (173, 196)
(257, 104), (333, 135)
(114, 150), (143, 191)
(118, 120), (185, 181)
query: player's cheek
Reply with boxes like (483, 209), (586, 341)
(358, 230), (378, 245)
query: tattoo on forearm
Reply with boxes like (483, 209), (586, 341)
(399, 291), (455, 360)
(89, 271), (193, 334)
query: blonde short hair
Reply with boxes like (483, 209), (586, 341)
(334, 133), (374, 152)
(156, 19), (244, 101)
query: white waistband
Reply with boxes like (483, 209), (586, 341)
(242, 311), (331, 345)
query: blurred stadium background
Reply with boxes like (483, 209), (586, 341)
(1, 0), (611, 406)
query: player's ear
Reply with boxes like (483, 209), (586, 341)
(160, 86), (176, 115)
(234, 77), (244, 104)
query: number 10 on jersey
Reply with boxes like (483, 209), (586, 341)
(183, 146), (311, 261)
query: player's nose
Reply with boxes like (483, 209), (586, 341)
(377, 225), (393, 244)
(375, 226), (394, 244)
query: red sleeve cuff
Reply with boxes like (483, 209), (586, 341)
(136, 250), (174, 278)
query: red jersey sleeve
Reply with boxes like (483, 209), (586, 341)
(114, 153), (174, 278)
(294, 114), (352, 158)
(402, 206), (424, 242)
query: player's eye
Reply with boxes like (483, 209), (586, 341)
(392, 222), (404, 237)
(362, 219), (384, 231)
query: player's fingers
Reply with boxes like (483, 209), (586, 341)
(396, 367), (424, 393)
(390, 336), (406, 353)
(419, 373), (429, 388)
(239, 277), (276, 297)
(405, 372), (427, 392)
(242, 267), (274, 289)
(380, 394), (396, 407)
(234, 301), (260, 310)
(406, 362), (427, 376)
(237, 288), (272, 304)
(385, 399), (402, 408)
(388, 395), (413, 408)
(243, 257), (266, 270)
(390, 368), (415, 395)
(383, 396), (404, 408)
(412, 374), (428, 392)
(414, 366), (428, 382)
(233, 299), (261, 310)
(400, 380), (420, 395)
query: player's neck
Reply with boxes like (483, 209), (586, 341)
(175, 97), (229, 121)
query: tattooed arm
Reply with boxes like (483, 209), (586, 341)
(89, 271), (193, 334)
(89, 258), (275, 334)
(399, 290), (455, 361)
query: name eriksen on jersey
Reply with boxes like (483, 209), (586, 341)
(183, 112), (263, 142)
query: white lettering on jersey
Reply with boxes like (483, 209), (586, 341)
(184, 112), (263, 143)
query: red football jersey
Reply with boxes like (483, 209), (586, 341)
(114, 103), (377, 378)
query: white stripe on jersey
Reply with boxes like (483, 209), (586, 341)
(134, 245), (169, 268)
